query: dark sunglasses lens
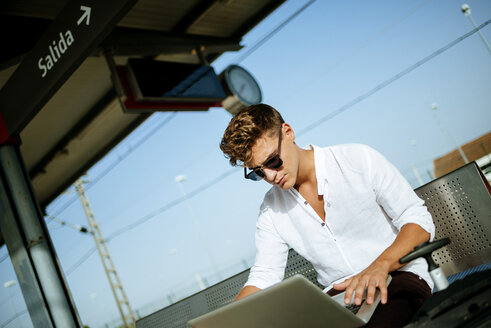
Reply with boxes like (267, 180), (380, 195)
(245, 168), (265, 181)
(265, 156), (283, 169)
(249, 170), (264, 181)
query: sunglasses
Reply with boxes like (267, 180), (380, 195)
(244, 127), (283, 181)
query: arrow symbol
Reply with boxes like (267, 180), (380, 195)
(77, 5), (91, 26)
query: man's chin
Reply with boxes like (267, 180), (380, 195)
(280, 179), (294, 190)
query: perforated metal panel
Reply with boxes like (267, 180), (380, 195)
(203, 272), (249, 312)
(415, 162), (491, 277)
(284, 248), (324, 289)
(136, 297), (194, 328)
(136, 270), (250, 328)
(136, 249), (322, 328)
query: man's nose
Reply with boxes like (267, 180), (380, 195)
(262, 167), (277, 182)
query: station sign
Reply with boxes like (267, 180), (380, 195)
(0, 0), (137, 144)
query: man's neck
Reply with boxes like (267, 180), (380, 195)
(294, 147), (316, 190)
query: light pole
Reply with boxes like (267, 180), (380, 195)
(175, 175), (222, 282)
(410, 140), (425, 186)
(461, 4), (491, 55)
(431, 103), (469, 164)
(4, 280), (21, 328)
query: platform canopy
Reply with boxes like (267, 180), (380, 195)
(0, 0), (285, 247)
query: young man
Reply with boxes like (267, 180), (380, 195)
(219, 104), (435, 327)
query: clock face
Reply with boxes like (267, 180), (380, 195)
(225, 65), (262, 105)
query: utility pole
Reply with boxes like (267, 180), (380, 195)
(430, 103), (469, 164)
(410, 140), (425, 186)
(74, 178), (135, 327)
(461, 4), (491, 55)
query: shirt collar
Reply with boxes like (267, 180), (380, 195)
(304, 144), (328, 197)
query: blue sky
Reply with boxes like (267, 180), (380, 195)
(1, 0), (490, 327)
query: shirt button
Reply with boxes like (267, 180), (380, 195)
(304, 201), (308, 205)
(321, 222), (325, 226)
(326, 201), (331, 207)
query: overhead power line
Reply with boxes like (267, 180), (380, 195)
(46, 215), (89, 233)
(64, 20), (490, 275)
(0, 253), (8, 264)
(66, 247), (97, 276)
(65, 169), (237, 275)
(234, 0), (316, 64)
(297, 19), (491, 137)
(47, 112), (176, 221)
(280, 0), (433, 104)
(105, 170), (236, 241)
(0, 310), (28, 328)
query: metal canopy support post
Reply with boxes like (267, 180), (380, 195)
(0, 144), (81, 327)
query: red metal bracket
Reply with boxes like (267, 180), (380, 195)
(116, 66), (222, 112)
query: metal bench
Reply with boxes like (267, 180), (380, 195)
(136, 162), (491, 328)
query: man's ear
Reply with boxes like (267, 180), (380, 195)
(283, 123), (295, 142)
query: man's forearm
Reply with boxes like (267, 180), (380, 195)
(234, 285), (261, 301)
(375, 223), (431, 272)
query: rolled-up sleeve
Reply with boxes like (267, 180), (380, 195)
(363, 145), (435, 240)
(245, 206), (289, 289)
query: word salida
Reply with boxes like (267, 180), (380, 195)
(38, 30), (74, 78)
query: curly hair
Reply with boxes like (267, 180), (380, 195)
(220, 104), (284, 166)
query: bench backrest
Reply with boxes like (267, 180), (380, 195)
(414, 162), (491, 277)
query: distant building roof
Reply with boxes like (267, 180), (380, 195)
(433, 131), (491, 178)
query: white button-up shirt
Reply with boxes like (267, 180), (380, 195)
(245, 144), (435, 292)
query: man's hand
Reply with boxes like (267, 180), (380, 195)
(332, 223), (430, 307)
(234, 285), (261, 301)
(333, 261), (389, 306)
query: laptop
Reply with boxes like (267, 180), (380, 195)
(188, 274), (392, 328)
